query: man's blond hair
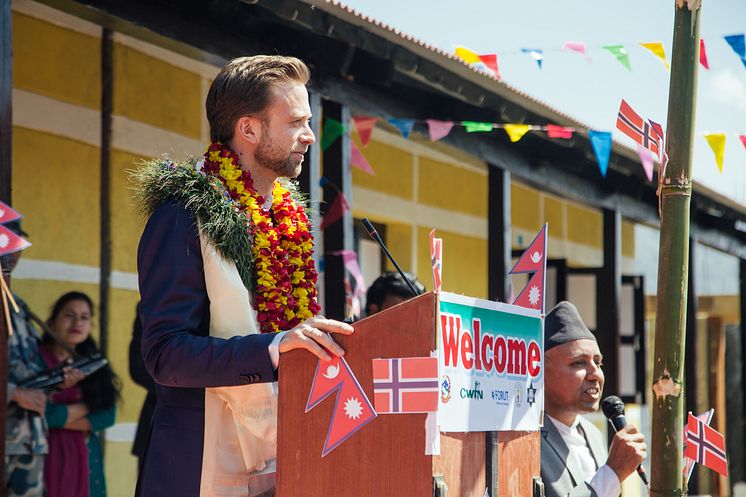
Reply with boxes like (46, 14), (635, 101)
(206, 55), (310, 143)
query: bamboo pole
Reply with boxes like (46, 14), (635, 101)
(650, 2), (701, 497)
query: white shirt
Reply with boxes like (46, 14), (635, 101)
(546, 415), (621, 497)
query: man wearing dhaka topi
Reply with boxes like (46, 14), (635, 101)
(134, 55), (352, 497)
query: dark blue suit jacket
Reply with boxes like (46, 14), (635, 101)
(136, 201), (277, 497)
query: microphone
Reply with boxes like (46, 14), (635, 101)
(601, 396), (649, 487)
(360, 218), (420, 297)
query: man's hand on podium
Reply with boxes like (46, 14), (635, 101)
(279, 317), (354, 362)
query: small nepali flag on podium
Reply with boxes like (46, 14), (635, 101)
(685, 411), (728, 477)
(372, 357), (439, 414)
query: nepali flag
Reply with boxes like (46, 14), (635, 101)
(372, 357), (439, 414)
(616, 99), (660, 156)
(305, 355), (377, 457)
(685, 412), (728, 477)
(0, 201), (22, 225)
(510, 224), (547, 313)
(0, 224), (31, 257)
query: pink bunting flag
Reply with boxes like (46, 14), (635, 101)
(350, 141), (375, 175)
(561, 41), (589, 61)
(332, 250), (366, 298)
(637, 145), (655, 182)
(477, 54), (501, 79)
(352, 116), (377, 147)
(426, 119), (454, 142)
(320, 192), (350, 231)
(546, 124), (574, 139)
(739, 134), (746, 150)
(700, 39), (710, 70)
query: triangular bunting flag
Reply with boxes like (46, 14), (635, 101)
(352, 116), (377, 147)
(0, 201), (22, 225)
(704, 133), (726, 173)
(477, 54), (501, 79)
(0, 225), (31, 257)
(739, 134), (746, 150)
(602, 45), (631, 71)
(521, 48), (544, 69)
(306, 356), (377, 456)
(639, 42), (670, 70)
(426, 119), (454, 142)
(637, 145), (655, 182)
(589, 130), (612, 177)
(454, 46), (481, 65)
(546, 124), (574, 139)
(387, 118), (415, 139)
(322, 118), (346, 151)
(320, 191), (350, 231)
(463, 121), (493, 133)
(510, 224), (547, 313)
(724, 34), (746, 69)
(561, 41), (589, 61)
(504, 124), (531, 143)
(700, 39), (710, 70)
(350, 141), (375, 175)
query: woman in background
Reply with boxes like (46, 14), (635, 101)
(41, 291), (121, 497)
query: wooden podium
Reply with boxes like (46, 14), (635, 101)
(277, 292), (540, 497)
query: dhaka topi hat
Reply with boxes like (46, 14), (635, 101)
(545, 301), (597, 351)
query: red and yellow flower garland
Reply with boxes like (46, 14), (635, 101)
(203, 142), (320, 333)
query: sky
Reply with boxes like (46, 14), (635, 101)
(339, 0), (746, 205)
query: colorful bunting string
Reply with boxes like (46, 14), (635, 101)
(639, 42), (669, 70)
(521, 48), (544, 69)
(387, 118), (415, 139)
(350, 141), (375, 175)
(426, 119), (454, 141)
(589, 130), (612, 177)
(352, 116), (377, 147)
(602, 45), (631, 71)
(561, 41), (589, 61)
(503, 124), (531, 143)
(322, 118), (346, 151)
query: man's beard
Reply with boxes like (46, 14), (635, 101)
(255, 124), (302, 179)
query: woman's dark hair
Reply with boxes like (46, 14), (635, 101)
(44, 291), (121, 411)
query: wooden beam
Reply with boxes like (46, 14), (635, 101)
(598, 208), (621, 397)
(321, 100), (351, 320)
(0, 0), (11, 467)
(99, 29), (113, 357)
(488, 165), (511, 303)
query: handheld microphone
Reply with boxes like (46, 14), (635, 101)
(360, 218), (420, 297)
(601, 396), (649, 487)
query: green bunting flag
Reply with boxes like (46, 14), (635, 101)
(322, 118), (346, 151)
(602, 45), (631, 71)
(462, 121), (494, 133)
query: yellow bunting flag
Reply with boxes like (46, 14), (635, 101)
(704, 133), (726, 173)
(454, 46), (481, 65)
(639, 42), (670, 70)
(504, 124), (531, 143)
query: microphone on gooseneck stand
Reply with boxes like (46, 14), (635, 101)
(601, 395), (649, 487)
(360, 218), (420, 297)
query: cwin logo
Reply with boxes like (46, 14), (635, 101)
(460, 381), (484, 400)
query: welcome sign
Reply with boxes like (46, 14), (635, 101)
(437, 292), (544, 432)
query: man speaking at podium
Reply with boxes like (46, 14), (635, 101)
(135, 55), (352, 497)
(540, 301), (647, 497)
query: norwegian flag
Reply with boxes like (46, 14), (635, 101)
(685, 412), (728, 477)
(0, 201), (22, 225)
(0, 224), (31, 257)
(305, 355), (377, 457)
(510, 224), (547, 313)
(429, 229), (443, 293)
(683, 409), (714, 482)
(372, 357), (439, 414)
(616, 99), (660, 156)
